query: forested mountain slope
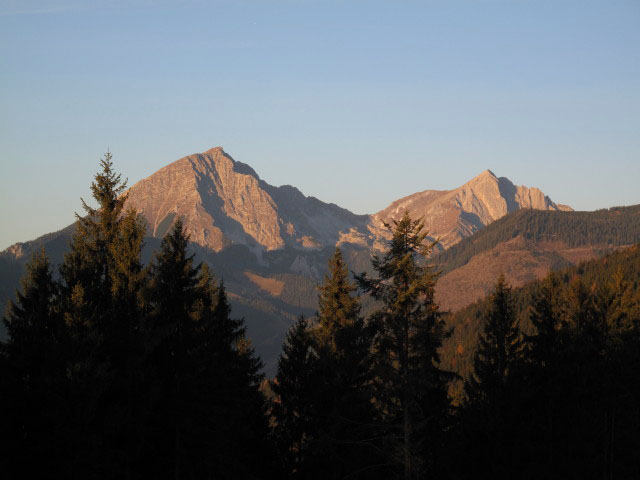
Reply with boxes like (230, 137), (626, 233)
(433, 205), (640, 311)
(441, 243), (640, 392)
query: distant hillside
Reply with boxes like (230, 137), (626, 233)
(432, 205), (640, 312)
(433, 205), (640, 274)
(440, 243), (640, 396)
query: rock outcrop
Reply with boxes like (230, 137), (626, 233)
(372, 169), (572, 249)
(123, 149), (570, 256)
(124, 147), (371, 252)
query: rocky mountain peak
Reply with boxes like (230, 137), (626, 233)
(124, 147), (371, 254)
(122, 148), (571, 256)
(374, 169), (571, 250)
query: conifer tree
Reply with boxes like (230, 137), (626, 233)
(192, 267), (270, 478)
(466, 274), (522, 408)
(1, 250), (66, 476)
(57, 152), (146, 475)
(519, 272), (566, 475)
(356, 211), (451, 479)
(288, 247), (378, 478)
(144, 218), (200, 478)
(526, 272), (563, 369)
(144, 221), (271, 479)
(272, 316), (320, 477)
(462, 274), (524, 477)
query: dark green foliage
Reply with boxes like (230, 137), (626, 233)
(1, 154), (274, 479)
(433, 205), (640, 275)
(459, 275), (525, 477)
(273, 248), (379, 479)
(449, 245), (640, 479)
(272, 316), (319, 477)
(465, 274), (523, 407)
(54, 152), (148, 476)
(1, 251), (66, 476)
(356, 212), (452, 479)
(142, 220), (271, 479)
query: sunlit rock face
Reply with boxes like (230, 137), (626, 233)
(372, 169), (571, 250)
(124, 147), (372, 252)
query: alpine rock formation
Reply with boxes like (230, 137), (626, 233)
(123, 148), (570, 255)
(373, 169), (572, 250)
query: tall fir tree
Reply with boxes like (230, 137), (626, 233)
(272, 316), (320, 478)
(465, 273), (522, 407)
(144, 218), (201, 479)
(273, 248), (378, 479)
(526, 272), (563, 369)
(356, 211), (451, 480)
(1, 250), (66, 477)
(144, 220), (271, 479)
(463, 274), (524, 477)
(58, 151), (146, 476)
(312, 248), (378, 479)
(192, 266), (271, 478)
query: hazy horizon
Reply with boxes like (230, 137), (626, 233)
(1, 0), (639, 249)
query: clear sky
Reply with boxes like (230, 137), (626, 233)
(1, 0), (639, 250)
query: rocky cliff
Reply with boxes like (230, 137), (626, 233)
(373, 169), (572, 249)
(124, 149), (570, 257)
(124, 147), (372, 254)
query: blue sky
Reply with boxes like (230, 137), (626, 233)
(1, 0), (639, 249)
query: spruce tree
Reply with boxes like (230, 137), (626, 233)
(192, 267), (270, 478)
(466, 273), (522, 408)
(356, 211), (451, 479)
(313, 248), (378, 478)
(58, 152), (146, 475)
(144, 221), (271, 479)
(463, 274), (523, 477)
(526, 272), (563, 370)
(274, 248), (378, 478)
(272, 316), (320, 477)
(144, 218), (200, 478)
(521, 272), (565, 475)
(1, 250), (66, 476)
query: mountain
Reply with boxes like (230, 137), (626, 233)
(123, 148), (571, 255)
(124, 146), (376, 253)
(373, 169), (572, 250)
(0, 146), (574, 372)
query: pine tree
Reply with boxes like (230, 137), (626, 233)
(144, 218), (200, 478)
(463, 274), (523, 477)
(1, 250), (66, 476)
(520, 272), (566, 476)
(466, 273), (522, 408)
(272, 316), (320, 477)
(144, 221), (271, 479)
(57, 152), (146, 475)
(526, 272), (563, 369)
(60, 151), (130, 316)
(356, 211), (451, 479)
(279, 247), (379, 478)
(192, 267), (270, 478)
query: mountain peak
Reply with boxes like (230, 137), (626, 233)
(468, 169), (498, 183)
(204, 146), (225, 154)
(376, 169), (570, 249)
